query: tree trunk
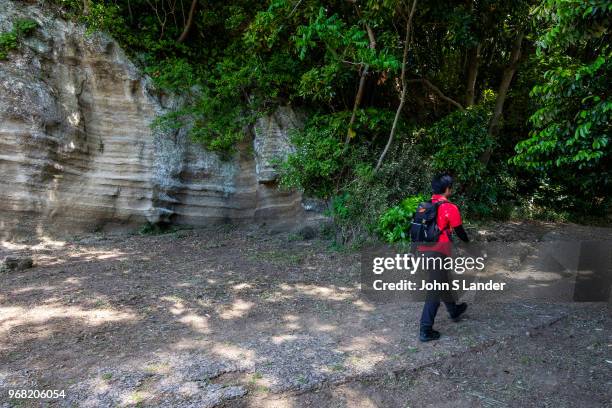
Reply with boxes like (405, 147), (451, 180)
(83, 0), (91, 15)
(465, 43), (481, 106)
(480, 31), (524, 165)
(178, 0), (198, 43)
(345, 25), (376, 147)
(375, 0), (417, 172)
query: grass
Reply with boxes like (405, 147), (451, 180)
(248, 371), (268, 392)
(93, 299), (110, 308)
(129, 391), (147, 405)
(144, 362), (170, 374)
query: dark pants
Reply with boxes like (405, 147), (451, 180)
(420, 300), (458, 329)
(419, 252), (457, 330)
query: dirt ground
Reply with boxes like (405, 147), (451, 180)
(0, 222), (610, 407)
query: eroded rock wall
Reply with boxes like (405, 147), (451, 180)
(0, 1), (303, 239)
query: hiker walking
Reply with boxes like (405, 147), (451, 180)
(410, 174), (470, 342)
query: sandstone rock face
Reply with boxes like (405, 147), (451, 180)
(253, 106), (301, 184)
(0, 1), (304, 239)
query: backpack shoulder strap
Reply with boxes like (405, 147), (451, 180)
(432, 200), (453, 233)
(433, 200), (449, 209)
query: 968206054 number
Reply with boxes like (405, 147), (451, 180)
(8, 389), (66, 399)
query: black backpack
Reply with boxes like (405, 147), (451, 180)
(409, 200), (448, 243)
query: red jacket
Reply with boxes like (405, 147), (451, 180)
(417, 194), (462, 256)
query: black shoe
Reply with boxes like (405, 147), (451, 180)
(450, 303), (468, 322)
(419, 328), (441, 342)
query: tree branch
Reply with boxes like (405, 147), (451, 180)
(345, 24), (377, 147)
(375, 0), (418, 172)
(177, 0), (198, 43)
(406, 78), (465, 111)
(465, 43), (481, 106)
(488, 32), (524, 136)
(480, 31), (524, 165)
(83, 0), (91, 15)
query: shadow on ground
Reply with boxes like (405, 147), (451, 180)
(0, 222), (610, 407)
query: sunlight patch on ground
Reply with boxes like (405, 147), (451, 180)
(160, 296), (211, 333)
(27, 248), (131, 267)
(351, 299), (376, 312)
(0, 304), (138, 335)
(271, 334), (298, 345)
(232, 283), (253, 291)
(276, 283), (354, 302)
(12, 284), (59, 294)
(1, 236), (66, 251)
(211, 342), (255, 365)
(178, 313), (210, 334)
(217, 299), (254, 319)
(309, 322), (337, 332)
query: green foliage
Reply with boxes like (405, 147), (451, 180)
(419, 90), (507, 214)
(0, 32), (17, 60)
(278, 113), (347, 199)
(278, 109), (400, 198)
(426, 91), (495, 183)
(85, 2), (125, 35)
(138, 222), (177, 235)
(51, 0), (83, 15)
(323, 138), (431, 243)
(377, 195), (427, 243)
(13, 18), (38, 36)
(42, 0), (610, 236)
(512, 0), (611, 207)
(0, 18), (37, 60)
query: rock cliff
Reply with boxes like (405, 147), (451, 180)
(0, 1), (305, 239)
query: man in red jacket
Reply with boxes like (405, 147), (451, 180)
(418, 174), (469, 342)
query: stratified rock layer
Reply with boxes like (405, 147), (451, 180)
(0, 1), (303, 239)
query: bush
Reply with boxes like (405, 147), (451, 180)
(418, 90), (517, 217)
(328, 137), (431, 244)
(377, 195), (427, 243)
(277, 113), (347, 198)
(278, 109), (402, 199)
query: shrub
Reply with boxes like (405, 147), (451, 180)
(328, 138), (431, 244)
(277, 115), (346, 199)
(377, 195), (427, 243)
(418, 90), (516, 217)
(278, 109), (401, 199)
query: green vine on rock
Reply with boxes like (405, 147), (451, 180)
(0, 18), (38, 60)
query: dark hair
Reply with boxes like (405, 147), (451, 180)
(432, 173), (453, 194)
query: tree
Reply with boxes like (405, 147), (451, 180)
(512, 0), (611, 204)
(54, 0), (609, 224)
(375, 0), (418, 171)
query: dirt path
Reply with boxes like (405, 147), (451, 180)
(0, 222), (610, 407)
(231, 307), (611, 408)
